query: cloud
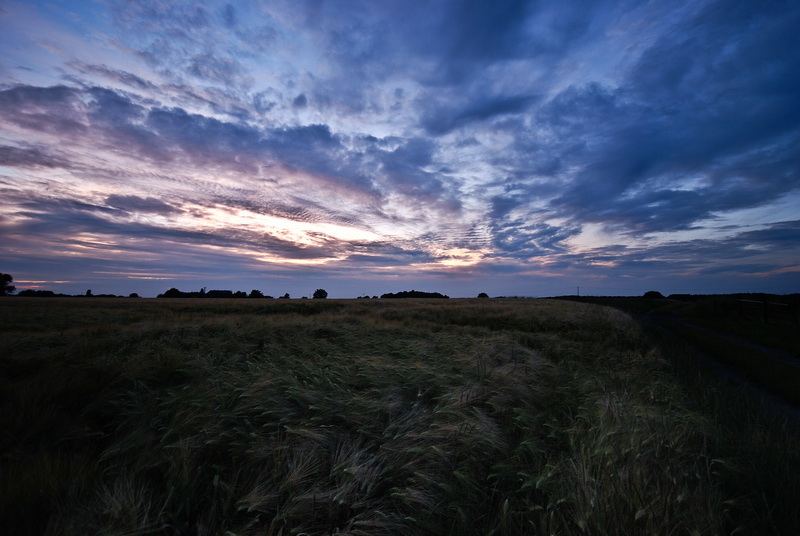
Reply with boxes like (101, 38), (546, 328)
(144, 105), (260, 161)
(3, 190), (328, 262)
(421, 93), (537, 135)
(487, 190), (579, 259)
(221, 3), (236, 28)
(106, 0), (260, 91)
(1, 84), (451, 212)
(0, 85), (86, 135)
(105, 195), (181, 215)
(367, 136), (460, 208)
(187, 54), (248, 85)
(0, 144), (70, 168)
(558, 219), (800, 278)
(110, 1), (213, 36)
(67, 62), (157, 90)
(292, 93), (308, 108)
(501, 0), (800, 238)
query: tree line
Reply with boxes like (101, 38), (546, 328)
(156, 288), (330, 299)
(1, 273), (489, 300)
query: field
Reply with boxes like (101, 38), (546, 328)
(1, 297), (799, 535)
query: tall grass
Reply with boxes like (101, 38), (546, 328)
(1, 297), (798, 534)
(644, 317), (800, 534)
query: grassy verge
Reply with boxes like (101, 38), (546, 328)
(642, 318), (800, 534)
(1, 298), (798, 534)
(658, 319), (800, 406)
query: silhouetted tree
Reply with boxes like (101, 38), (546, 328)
(477, 292), (489, 298)
(249, 289), (264, 298)
(18, 289), (57, 297)
(85, 289), (92, 297)
(643, 290), (665, 299)
(313, 288), (328, 299)
(129, 293), (140, 298)
(381, 290), (449, 299)
(159, 288), (185, 298)
(279, 293), (290, 299)
(0, 273), (15, 296)
(205, 290), (233, 298)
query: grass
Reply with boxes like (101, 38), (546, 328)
(1, 297), (799, 534)
(656, 319), (800, 406)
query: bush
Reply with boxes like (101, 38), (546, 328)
(313, 289), (328, 299)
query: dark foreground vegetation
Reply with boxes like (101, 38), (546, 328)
(559, 293), (800, 406)
(2, 297), (799, 535)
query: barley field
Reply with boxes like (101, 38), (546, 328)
(1, 297), (798, 535)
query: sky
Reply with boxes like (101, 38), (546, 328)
(1, 0), (799, 298)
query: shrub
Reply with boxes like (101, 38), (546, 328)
(313, 288), (328, 299)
